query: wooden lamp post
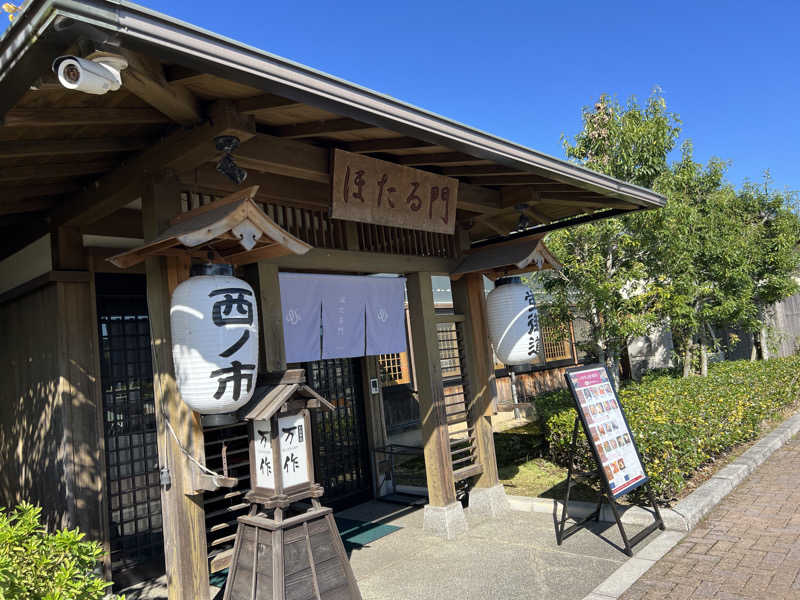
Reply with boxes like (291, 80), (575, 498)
(224, 369), (363, 600)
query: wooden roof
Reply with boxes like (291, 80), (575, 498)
(107, 186), (311, 268)
(452, 235), (561, 280)
(0, 0), (666, 261)
(244, 375), (335, 422)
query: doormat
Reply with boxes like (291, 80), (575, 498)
(334, 517), (401, 552)
(209, 518), (402, 588)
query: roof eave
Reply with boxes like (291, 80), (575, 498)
(0, 0), (666, 210)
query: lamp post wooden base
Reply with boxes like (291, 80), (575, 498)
(224, 504), (362, 600)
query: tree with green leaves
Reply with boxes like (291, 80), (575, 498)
(541, 91), (680, 383)
(643, 145), (756, 375)
(541, 90), (800, 379)
(735, 176), (800, 359)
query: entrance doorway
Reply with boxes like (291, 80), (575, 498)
(95, 274), (164, 586)
(304, 358), (373, 510)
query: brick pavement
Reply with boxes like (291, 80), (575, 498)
(621, 434), (800, 599)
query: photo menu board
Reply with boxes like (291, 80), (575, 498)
(565, 365), (648, 498)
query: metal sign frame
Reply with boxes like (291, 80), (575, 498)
(557, 363), (664, 556)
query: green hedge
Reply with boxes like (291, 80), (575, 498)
(534, 356), (800, 502)
(0, 503), (119, 600)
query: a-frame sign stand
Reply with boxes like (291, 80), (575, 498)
(556, 365), (664, 557)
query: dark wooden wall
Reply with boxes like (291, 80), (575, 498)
(0, 280), (106, 542)
(0, 284), (69, 529)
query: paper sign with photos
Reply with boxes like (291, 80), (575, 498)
(567, 366), (647, 497)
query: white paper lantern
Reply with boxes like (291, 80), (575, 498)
(170, 264), (259, 415)
(486, 277), (542, 366)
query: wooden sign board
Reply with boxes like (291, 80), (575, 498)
(331, 148), (459, 235)
(564, 364), (648, 498)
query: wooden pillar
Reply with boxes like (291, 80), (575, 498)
(256, 262), (286, 374)
(405, 272), (457, 507)
(51, 226), (85, 270)
(142, 179), (210, 600)
(51, 227), (111, 572)
(451, 273), (500, 488)
(360, 356), (390, 497)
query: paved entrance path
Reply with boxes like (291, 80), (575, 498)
(341, 499), (657, 600)
(621, 434), (800, 599)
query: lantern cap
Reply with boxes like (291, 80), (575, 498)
(495, 276), (523, 287)
(191, 262), (234, 277)
(240, 370), (334, 422)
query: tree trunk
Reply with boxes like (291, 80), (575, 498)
(699, 338), (708, 377)
(759, 326), (770, 360)
(620, 344), (634, 381)
(682, 343), (692, 378)
(750, 333), (758, 361)
(604, 351), (621, 391)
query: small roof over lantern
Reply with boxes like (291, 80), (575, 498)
(451, 234), (561, 281)
(107, 185), (311, 268)
(242, 370), (335, 422)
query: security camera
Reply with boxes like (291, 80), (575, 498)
(52, 53), (128, 95)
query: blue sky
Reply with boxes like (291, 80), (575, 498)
(6, 1), (798, 192)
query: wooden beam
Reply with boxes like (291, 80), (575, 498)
(120, 50), (202, 125)
(342, 137), (433, 153)
(87, 247), (146, 274)
(522, 207), (549, 225)
(235, 93), (301, 114)
(539, 196), (635, 210)
(0, 196), (56, 216)
(482, 220), (507, 236)
(406, 272), (459, 508)
(183, 166), (330, 207)
(394, 152), (488, 166)
(164, 64), (203, 83)
(0, 182), (79, 202)
(235, 133), (330, 183)
(523, 187), (589, 194)
(0, 160), (115, 183)
(501, 186), (541, 209)
(499, 187), (551, 224)
(458, 183), (502, 214)
(258, 247), (457, 274)
(51, 226), (85, 270)
(268, 117), (375, 139)
(81, 209), (144, 239)
(0, 270), (89, 305)
(465, 174), (562, 186)
(3, 107), (170, 126)
(439, 165), (531, 177)
(142, 179), (210, 600)
(51, 101), (255, 228)
(0, 137), (149, 159)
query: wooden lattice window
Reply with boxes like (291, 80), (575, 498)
(378, 353), (411, 385)
(541, 324), (573, 362)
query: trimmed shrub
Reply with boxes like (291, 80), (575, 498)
(0, 502), (119, 600)
(534, 356), (800, 502)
